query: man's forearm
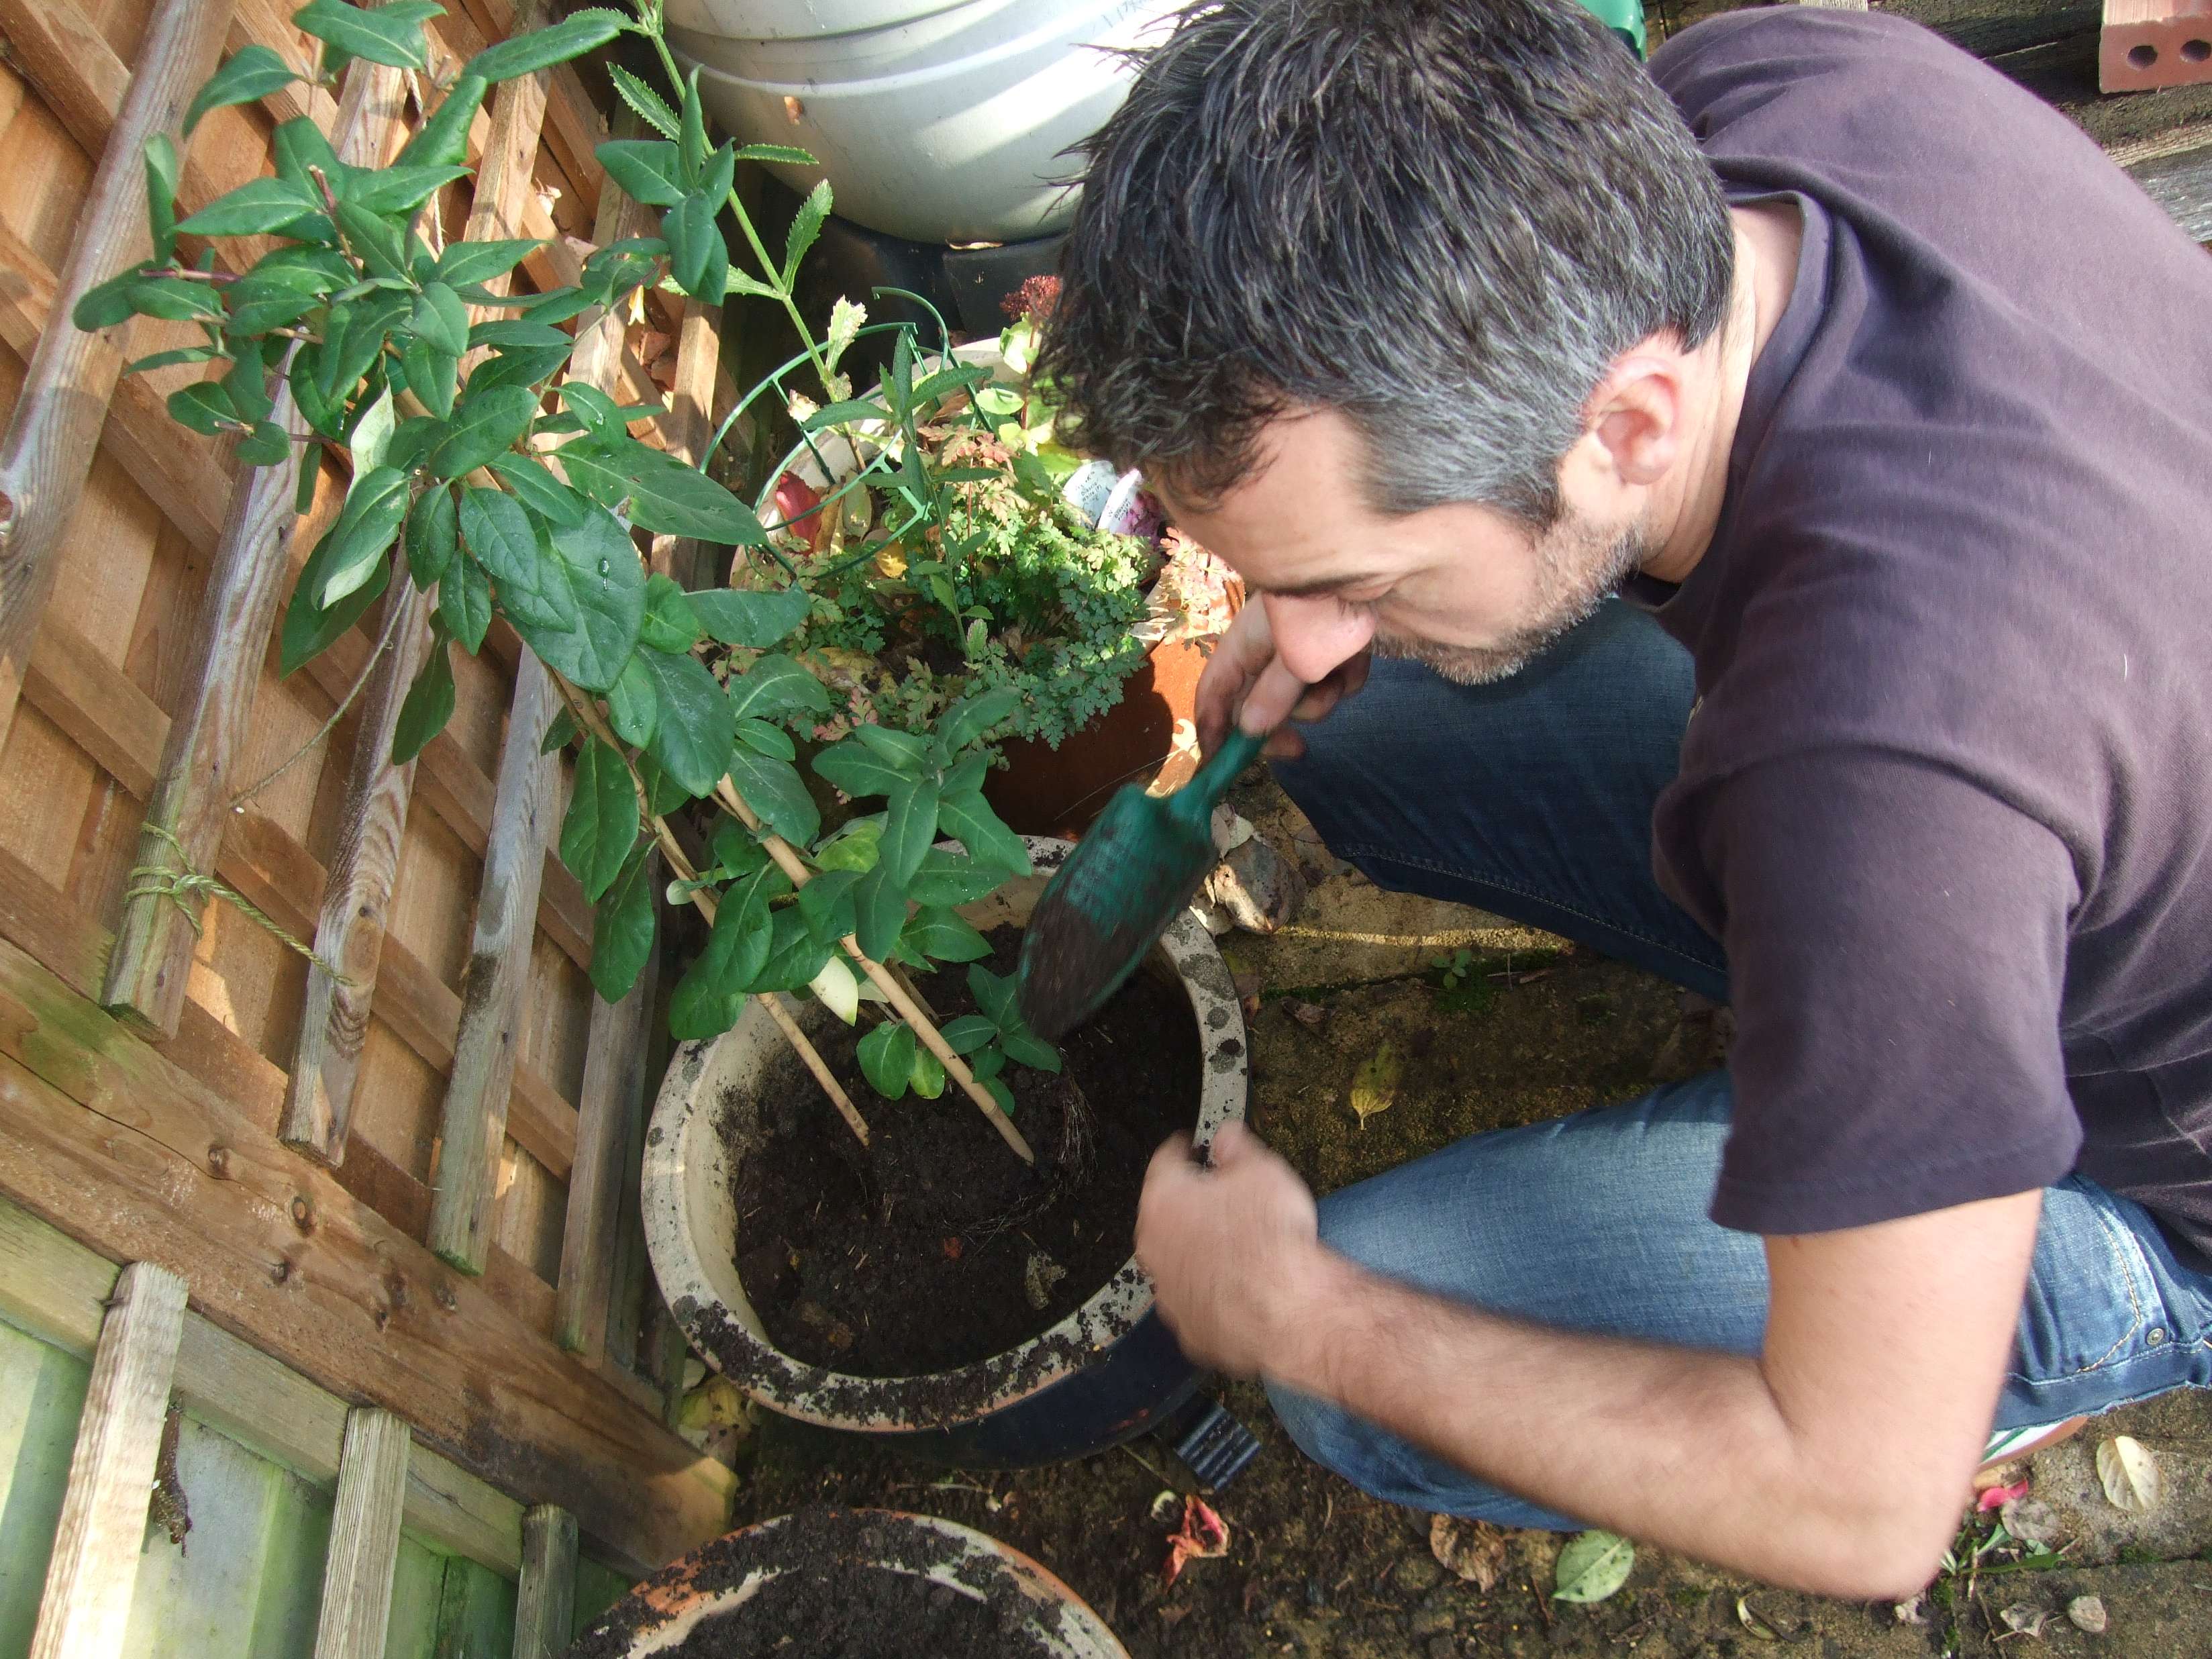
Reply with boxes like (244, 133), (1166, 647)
(1268, 1248), (1950, 1597)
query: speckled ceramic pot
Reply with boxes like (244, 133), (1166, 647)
(567, 1508), (1128, 1658)
(642, 837), (1248, 1464)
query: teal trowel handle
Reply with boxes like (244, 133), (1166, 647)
(1166, 725), (1267, 833)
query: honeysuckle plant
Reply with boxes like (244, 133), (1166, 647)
(76, 0), (1065, 1134)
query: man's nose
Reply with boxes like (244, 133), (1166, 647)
(1264, 592), (1374, 684)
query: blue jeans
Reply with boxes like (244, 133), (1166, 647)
(1265, 602), (2212, 1529)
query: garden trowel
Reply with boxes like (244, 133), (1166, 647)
(1016, 725), (1267, 1040)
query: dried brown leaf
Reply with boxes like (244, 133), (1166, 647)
(2067, 1594), (2107, 1634)
(2095, 1434), (2162, 1513)
(1429, 1514), (1507, 1591)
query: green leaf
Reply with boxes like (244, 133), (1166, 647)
(458, 487), (566, 629)
(347, 164), (470, 215)
(607, 653), (656, 748)
(560, 738), (640, 903)
(235, 421), (291, 466)
(335, 200), (409, 280)
(664, 191), (727, 303)
(403, 485), (458, 587)
(784, 178), (833, 284)
(937, 790), (1030, 876)
(407, 280), (470, 357)
(281, 544), (388, 676)
(435, 238), (539, 289)
(175, 175), (324, 238)
(597, 138), (685, 207)
(746, 905), (834, 995)
(396, 73), (487, 168)
(560, 440), (766, 544)
(185, 46), (298, 136)
(880, 775), (939, 887)
(903, 848), (1001, 909)
(938, 687), (1021, 754)
(909, 1042), (946, 1100)
(589, 844), (658, 1001)
(144, 134), (179, 263)
(401, 338), (458, 419)
(540, 709), (577, 755)
(668, 867), (781, 1038)
(852, 725), (932, 773)
(679, 66), (709, 182)
(317, 466), (411, 609)
(813, 819), (881, 874)
(905, 905), (989, 964)
(487, 455), (588, 526)
(795, 868), (862, 945)
(71, 265), (152, 332)
(294, 0), (442, 70)
(636, 646), (733, 799)
(812, 736), (908, 802)
(856, 1019), (916, 1101)
(727, 747), (819, 846)
(734, 717), (793, 761)
(980, 1074), (1016, 1115)
(123, 346), (220, 376)
(466, 7), (623, 81)
(639, 572), (703, 654)
(734, 142), (817, 166)
(1000, 1029), (1062, 1073)
(609, 65), (679, 140)
(128, 276), (226, 324)
(725, 654), (830, 722)
(942, 750), (989, 799)
(939, 1014), (997, 1056)
(432, 551), (487, 652)
(853, 859), (907, 962)
(1553, 1532), (1634, 1605)
(506, 507), (646, 694)
(429, 385), (538, 480)
(392, 635), (456, 764)
(166, 381), (235, 437)
(691, 587), (811, 650)
(468, 319), (569, 352)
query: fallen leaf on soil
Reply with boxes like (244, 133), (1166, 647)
(1150, 1490), (1180, 1523)
(941, 1236), (963, 1260)
(1893, 1596), (1927, 1625)
(1429, 1514), (1507, 1590)
(675, 1374), (748, 1433)
(1978, 1476), (2031, 1511)
(1023, 1251), (1067, 1311)
(1349, 1042), (1402, 1127)
(1999, 1603), (2050, 1638)
(2001, 1495), (2062, 1549)
(1162, 1495), (1231, 1586)
(2095, 1434), (2162, 1513)
(2067, 1594), (2107, 1634)
(1552, 1529), (1633, 1605)
(1736, 1596), (1784, 1641)
(1287, 999), (1328, 1027)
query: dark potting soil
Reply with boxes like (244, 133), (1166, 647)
(569, 1508), (1062, 1659)
(729, 926), (1197, 1376)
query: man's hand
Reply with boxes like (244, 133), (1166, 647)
(1135, 1123), (1330, 1374)
(1196, 599), (1371, 760)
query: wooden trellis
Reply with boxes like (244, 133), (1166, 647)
(0, 0), (745, 1636)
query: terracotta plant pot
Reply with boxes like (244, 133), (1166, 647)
(642, 837), (1248, 1463)
(568, 1507), (1127, 1658)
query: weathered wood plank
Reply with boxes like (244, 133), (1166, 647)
(19, 615), (583, 1179)
(0, 1193), (523, 1579)
(651, 297), (728, 589)
(26, 1260), (189, 1659)
(312, 1407), (412, 1659)
(554, 878), (656, 1362)
(427, 660), (561, 1272)
(2129, 138), (2212, 240)
(283, 582), (434, 1165)
(0, 0), (235, 742)
(512, 1503), (579, 1659)
(0, 938), (734, 1575)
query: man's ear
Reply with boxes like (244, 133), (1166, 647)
(1583, 342), (1687, 489)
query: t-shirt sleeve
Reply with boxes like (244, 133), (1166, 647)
(1680, 750), (2084, 1235)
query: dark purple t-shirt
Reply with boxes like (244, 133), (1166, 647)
(1638, 11), (2212, 1255)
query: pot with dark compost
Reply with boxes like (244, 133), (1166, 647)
(566, 1507), (1127, 1658)
(643, 838), (1247, 1462)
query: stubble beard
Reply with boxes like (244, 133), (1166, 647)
(1371, 513), (1650, 685)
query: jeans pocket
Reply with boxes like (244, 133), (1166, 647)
(2010, 1182), (2161, 1385)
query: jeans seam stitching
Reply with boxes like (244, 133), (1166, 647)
(1339, 844), (1724, 974)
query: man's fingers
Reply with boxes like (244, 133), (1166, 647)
(1147, 1132), (1198, 1185)
(1209, 1120), (1254, 1164)
(1240, 654), (1309, 736)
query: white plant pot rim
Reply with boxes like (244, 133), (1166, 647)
(591, 1508), (1128, 1659)
(642, 836), (1248, 1432)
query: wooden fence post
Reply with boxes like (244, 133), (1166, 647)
(311, 1407), (413, 1659)
(513, 1504), (580, 1659)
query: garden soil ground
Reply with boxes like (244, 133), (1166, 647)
(719, 776), (2212, 1657)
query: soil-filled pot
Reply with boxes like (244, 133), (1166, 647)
(643, 838), (1246, 1464)
(568, 1507), (1127, 1658)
